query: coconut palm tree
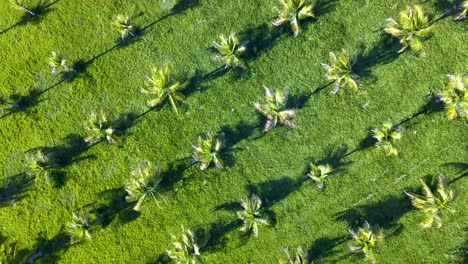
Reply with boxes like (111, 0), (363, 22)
(66, 210), (93, 244)
(213, 33), (247, 69)
(371, 121), (403, 157)
(438, 74), (467, 120)
(254, 86), (297, 132)
(10, 0), (35, 16)
(25, 150), (57, 180)
(237, 194), (271, 238)
(112, 14), (135, 40)
(124, 161), (163, 212)
(0, 238), (18, 264)
(84, 111), (119, 144)
(0, 94), (20, 114)
(279, 245), (308, 264)
(384, 5), (434, 55)
(272, 0), (315, 37)
(166, 225), (205, 264)
(192, 132), (225, 171)
(322, 50), (359, 93)
(404, 175), (456, 228)
(48, 52), (74, 75)
(308, 163), (333, 189)
(455, 0), (468, 20)
(348, 222), (384, 263)
(141, 65), (188, 114)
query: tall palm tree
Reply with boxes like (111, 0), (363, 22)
(308, 163), (333, 189)
(213, 33), (247, 69)
(237, 194), (271, 238)
(192, 132), (225, 171)
(279, 245), (308, 264)
(84, 111), (119, 144)
(438, 74), (467, 120)
(384, 5), (434, 55)
(166, 225), (205, 264)
(455, 0), (468, 20)
(404, 175), (456, 228)
(141, 65), (188, 114)
(371, 121), (403, 157)
(66, 210), (93, 244)
(272, 0), (316, 37)
(254, 86), (297, 132)
(322, 50), (359, 93)
(10, 0), (35, 16)
(124, 161), (163, 212)
(348, 222), (384, 263)
(48, 52), (74, 75)
(112, 14), (135, 40)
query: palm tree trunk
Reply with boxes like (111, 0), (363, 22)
(168, 95), (179, 114)
(21, 6), (36, 16)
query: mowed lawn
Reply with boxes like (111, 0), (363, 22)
(0, 0), (467, 263)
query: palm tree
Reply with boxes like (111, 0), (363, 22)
(272, 0), (316, 37)
(348, 222), (384, 263)
(322, 50), (359, 93)
(48, 52), (74, 75)
(371, 121), (403, 157)
(279, 245), (308, 264)
(0, 94), (20, 114)
(213, 33), (247, 69)
(0, 238), (18, 264)
(141, 65), (188, 114)
(404, 175), (456, 228)
(455, 0), (468, 20)
(84, 111), (119, 144)
(166, 225), (206, 264)
(66, 210), (93, 244)
(237, 194), (271, 238)
(384, 5), (434, 55)
(192, 132), (225, 171)
(308, 163), (333, 189)
(25, 150), (57, 180)
(112, 14), (135, 40)
(10, 0), (35, 16)
(254, 86), (297, 132)
(124, 161), (163, 212)
(438, 74), (467, 120)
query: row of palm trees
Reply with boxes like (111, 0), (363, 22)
(1, 0), (466, 263)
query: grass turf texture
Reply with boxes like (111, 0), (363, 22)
(0, 0), (467, 263)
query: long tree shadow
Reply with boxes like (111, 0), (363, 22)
(0, 88), (46, 119)
(246, 177), (303, 212)
(32, 232), (71, 263)
(93, 188), (139, 227)
(335, 195), (412, 234)
(308, 235), (348, 263)
(315, 0), (340, 16)
(398, 94), (444, 127)
(197, 220), (241, 253)
(305, 144), (352, 184)
(444, 162), (468, 184)
(219, 121), (260, 167)
(343, 131), (376, 158)
(0, 172), (34, 207)
(239, 23), (285, 66)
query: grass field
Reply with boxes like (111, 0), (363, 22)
(0, 0), (467, 263)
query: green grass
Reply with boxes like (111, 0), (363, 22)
(0, 0), (467, 263)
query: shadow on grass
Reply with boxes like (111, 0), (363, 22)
(34, 232), (71, 263)
(343, 131), (376, 158)
(0, 172), (34, 207)
(444, 162), (468, 185)
(219, 121), (261, 167)
(93, 188), (140, 227)
(246, 177), (303, 212)
(305, 144), (352, 182)
(308, 235), (348, 263)
(0, 0), (61, 35)
(0, 88), (46, 120)
(398, 94), (444, 127)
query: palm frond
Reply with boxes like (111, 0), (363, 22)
(66, 210), (93, 244)
(9, 0), (35, 16)
(272, 0), (316, 37)
(438, 74), (467, 120)
(308, 163), (333, 189)
(237, 194), (271, 238)
(455, 0), (468, 20)
(124, 161), (163, 211)
(371, 121), (403, 157)
(84, 111), (119, 144)
(322, 50), (359, 93)
(279, 244), (308, 264)
(347, 221), (384, 262)
(254, 86), (297, 132)
(112, 14), (135, 40)
(192, 132), (225, 171)
(213, 33), (247, 69)
(48, 51), (74, 74)
(166, 225), (204, 264)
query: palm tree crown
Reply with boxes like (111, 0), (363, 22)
(48, 51), (74, 75)
(322, 50), (359, 93)
(66, 210), (93, 244)
(455, 0), (468, 20)
(438, 74), (467, 120)
(84, 111), (119, 144)
(124, 161), (163, 212)
(272, 0), (316, 37)
(10, 0), (35, 16)
(166, 225), (204, 264)
(213, 33), (247, 69)
(348, 221), (384, 263)
(279, 245), (308, 264)
(192, 132), (225, 171)
(112, 14), (135, 40)
(308, 163), (333, 189)
(254, 86), (297, 132)
(237, 194), (271, 238)
(371, 121), (403, 157)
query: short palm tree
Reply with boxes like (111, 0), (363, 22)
(66, 210), (93, 244)
(141, 65), (188, 114)
(25, 150), (57, 179)
(112, 14), (135, 40)
(0, 238), (18, 264)
(272, 0), (316, 37)
(438, 74), (467, 120)
(166, 225), (204, 264)
(192, 132), (225, 171)
(237, 194), (271, 238)
(322, 50), (359, 93)
(384, 5), (434, 55)
(279, 245), (308, 264)
(84, 111), (119, 144)
(371, 121), (403, 157)
(254, 86), (297, 132)
(124, 161), (163, 212)
(213, 33), (247, 69)
(48, 52), (74, 75)
(10, 0), (35, 16)
(455, 0), (468, 20)
(348, 222), (384, 263)
(308, 163), (333, 189)
(0, 94), (19, 114)
(404, 175), (456, 228)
